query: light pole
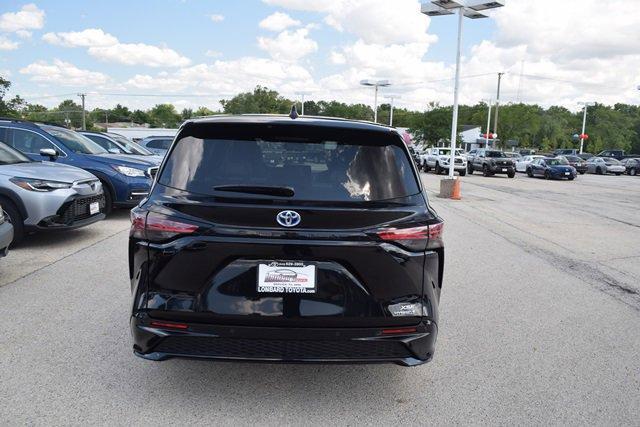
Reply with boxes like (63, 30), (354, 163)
(578, 101), (595, 154)
(360, 79), (391, 123)
(295, 90), (312, 115)
(484, 99), (492, 148)
(385, 95), (401, 126)
(421, 0), (505, 179)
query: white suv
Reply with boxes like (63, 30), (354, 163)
(421, 147), (467, 175)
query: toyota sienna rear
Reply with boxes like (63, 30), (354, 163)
(129, 114), (445, 366)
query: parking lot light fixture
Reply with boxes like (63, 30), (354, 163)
(578, 101), (595, 154)
(421, 0), (505, 181)
(360, 79), (391, 123)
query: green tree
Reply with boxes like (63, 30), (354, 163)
(220, 86), (293, 114)
(193, 106), (217, 117)
(148, 104), (181, 127)
(0, 77), (25, 117)
(131, 109), (150, 124)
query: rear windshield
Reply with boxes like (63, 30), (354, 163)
(158, 132), (419, 202)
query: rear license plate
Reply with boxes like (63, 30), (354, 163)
(502, 168), (507, 172)
(258, 261), (316, 294)
(89, 202), (100, 215)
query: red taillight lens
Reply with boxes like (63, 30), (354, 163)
(150, 321), (188, 330)
(382, 326), (418, 335)
(376, 222), (444, 251)
(130, 210), (198, 241)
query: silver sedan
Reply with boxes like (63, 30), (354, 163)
(586, 157), (626, 175)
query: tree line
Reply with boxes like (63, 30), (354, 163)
(1, 79), (639, 154)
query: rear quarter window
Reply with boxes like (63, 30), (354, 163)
(158, 126), (419, 202)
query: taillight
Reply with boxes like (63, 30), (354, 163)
(376, 222), (444, 251)
(130, 209), (198, 241)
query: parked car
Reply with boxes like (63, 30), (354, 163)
(560, 155), (588, 174)
(515, 155), (544, 173)
(623, 158), (640, 176)
(0, 141), (104, 243)
(421, 147), (467, 175)
(129, 114), (444, 366)
(553, 148), (579, 156)
(586, 157), (625, 175)
(519, 149), (536, 156)
(79, 131), (163, 164)
(0, 204), (13, 256)
(577, 152), (594, 160)
(595, 149), (639, 161)
(0, 119), (158, 213)
(137, 136), (174, 156)
(526, 157), (576, 180)
(504, 152), (522, 164)
(407, 146), (422, 167)
(467, 149), (515, 177)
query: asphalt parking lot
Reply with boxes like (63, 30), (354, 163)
(1, 172), (639, 425)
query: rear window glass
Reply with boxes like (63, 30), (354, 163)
(147, 139), (172, 149)
(158, 135), (419, 202)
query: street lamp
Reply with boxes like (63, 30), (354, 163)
(295, 90), (312, 115)
(384, 95), (401, 126)
(578, 101), (595, 154)
(421, 0), (505, 180)
(360, 79), (391, 123)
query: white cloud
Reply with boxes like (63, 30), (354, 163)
(0, 4), (45, 33)
(205, 49), (222, 58)
(210, 14), (225, 23)
(19, 59), (110, 86)
(0, 36), (18, 50)
(15, 30), (32, 39)
(257, 28), (318, 61)
(88, 43), (191, 67)
(41, 28), (191, 67)
(42, 28), (118, 47)
(259, 12), (301, 32)
(329, 51), (346, 65)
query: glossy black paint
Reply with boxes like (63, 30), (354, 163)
(129, 115), (445, 366)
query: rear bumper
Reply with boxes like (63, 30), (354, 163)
(488, 165), (514, 173)
(131, 315), (438, 367)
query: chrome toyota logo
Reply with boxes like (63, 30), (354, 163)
(276, 210), (301, 227)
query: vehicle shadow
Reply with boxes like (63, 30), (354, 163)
(145, 357), (418, 414)
(10, 209), (130, 251)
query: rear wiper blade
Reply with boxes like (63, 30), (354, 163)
(213, 185), (295, 197)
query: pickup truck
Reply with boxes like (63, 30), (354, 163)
(595, 150), (639, 161)
(420, 147), (467, 176)
(467, 148), (516, 178)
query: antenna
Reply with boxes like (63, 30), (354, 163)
(289, 104), (299, 119)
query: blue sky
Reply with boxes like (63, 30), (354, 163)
(1, 1), (639, 111)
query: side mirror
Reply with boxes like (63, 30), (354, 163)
(40, 148), (58, 161)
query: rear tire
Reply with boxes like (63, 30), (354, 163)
(434, 163), (442, 175)
(568, 176), (575, 180)
(459, 169), (466, 177)
(615, 172), (622, 176)
(579, 171), (585, 175)
(527, 168), (533, 177)
(507, 170), (515, 178)
(1, 199), (24, 245)
(630, 168), (637, 176)
(596, 167), (603, 175)
(467, 164), (473, 174)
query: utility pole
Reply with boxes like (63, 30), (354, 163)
(78, 93), (86, 130)
(493, 72), (503, 138)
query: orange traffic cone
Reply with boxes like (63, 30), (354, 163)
(451, 178), (461, 200)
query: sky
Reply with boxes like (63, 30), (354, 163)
(1, 0), (639, 113)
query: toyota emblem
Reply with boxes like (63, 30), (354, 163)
(276, 210), (301, 227)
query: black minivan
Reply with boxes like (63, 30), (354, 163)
(129, 114), (445, 366)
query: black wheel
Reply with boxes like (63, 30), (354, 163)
(615, 172), (622, 176)
(423, 163), (430, 172)
(434, 163), (442, 175)
(459, 169), (466, 177)
(568, 176), (575, 180)
(100, 180), (114, 215)
(467, 164), (473, 174)
(527, 168), (533, 177)
(507, 171), (515, 178)
(596, 167), (603, 175)
(0, 198), (24, 245)
(630, 168), (637, 176)
(579, 171), (585, 175)
(482, 165), (491, 177)
(544, 171), (551, 180)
